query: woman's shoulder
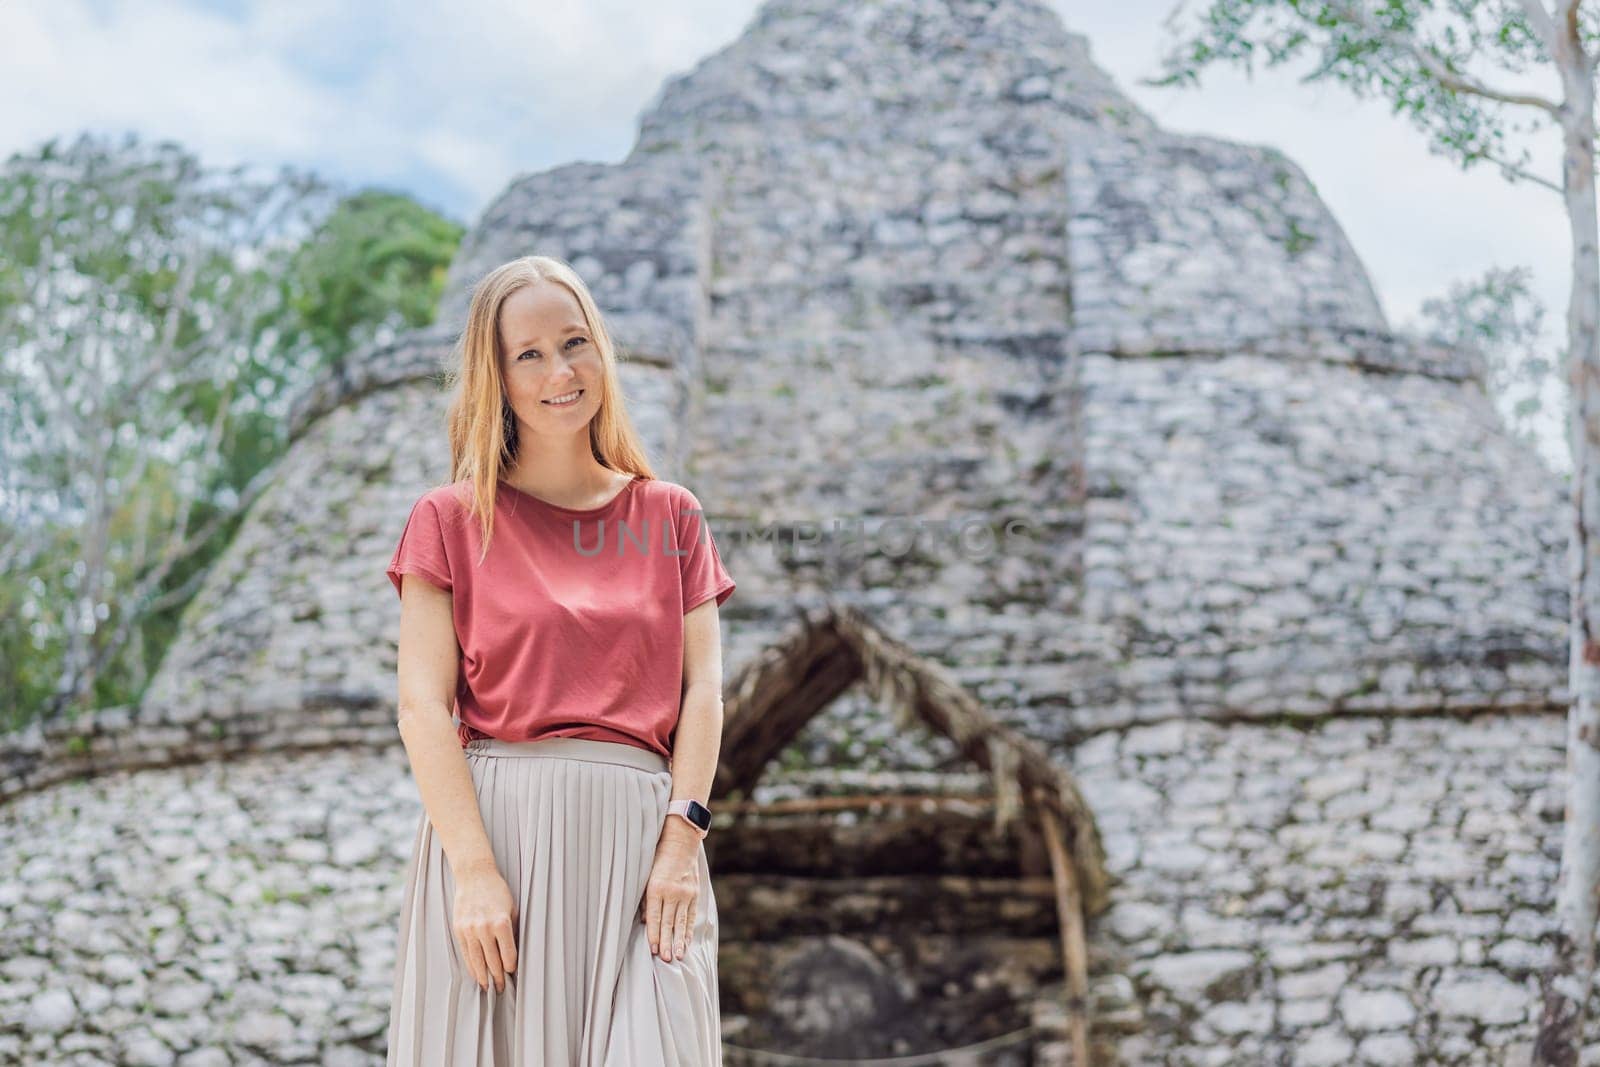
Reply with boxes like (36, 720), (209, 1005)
(632, 477), (702, 515)
(633, 475), (680, 497)
(411, 479), (479, 526)
(411, 479), (459, 504)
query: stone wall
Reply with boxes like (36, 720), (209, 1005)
(1077, 712), (1574, 1064)
(1071, 349), (1567, 740)
(1, 708), (1591, 1063)
(1067, 127), (1390, 356)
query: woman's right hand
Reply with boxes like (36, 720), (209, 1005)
(451, 860), (519, 993)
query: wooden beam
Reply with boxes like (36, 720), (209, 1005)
(1039, 794), (1093, 1067)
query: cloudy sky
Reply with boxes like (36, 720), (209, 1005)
(0, 0), (1572, 470)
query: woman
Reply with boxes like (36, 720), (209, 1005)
(383, 255), (734, 1065)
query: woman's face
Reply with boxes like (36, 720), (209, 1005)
(497, 280), (602, 437)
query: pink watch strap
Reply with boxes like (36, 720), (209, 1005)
(666, 800), (709, 837)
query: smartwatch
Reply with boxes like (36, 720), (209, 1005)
(666, 799), (712, 838)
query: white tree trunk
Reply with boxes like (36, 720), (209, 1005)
(1536, 11), (1600, 1060)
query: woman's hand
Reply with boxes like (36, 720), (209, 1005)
(639, 823), (701, 963)
(451, 858), (518, 993)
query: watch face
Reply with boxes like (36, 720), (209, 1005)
(686, 800), (712, 831)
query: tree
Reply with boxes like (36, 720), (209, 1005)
(1147, 2), (1600, 1058)
(0, 131), (463, 729)
(1411, 264), (1564, 461)
(277, 187), (463, 371)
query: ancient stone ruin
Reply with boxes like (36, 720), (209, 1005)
(0, 0), (1583, 1062)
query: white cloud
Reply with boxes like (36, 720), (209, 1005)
(0, 0), (764, 220)
(0, 0), (335, 167)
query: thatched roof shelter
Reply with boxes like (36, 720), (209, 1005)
(711, 601), (1112, 1065)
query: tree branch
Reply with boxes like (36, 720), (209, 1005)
(1327, 0), (1563, 116)
(1519, 0), (1560, 57)
(1558, 0), (1585, 65)
(1478, 148), (1566, 193)
(128, 460), (277, 616)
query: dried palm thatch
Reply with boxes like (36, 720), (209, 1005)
(710, 598), (1110, 1065)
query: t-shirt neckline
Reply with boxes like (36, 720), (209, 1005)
(496, 473), (639, 517)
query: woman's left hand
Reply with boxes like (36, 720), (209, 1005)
(639, 824), (701, 963)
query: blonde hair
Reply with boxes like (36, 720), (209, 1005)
(441, 255), (656, 560)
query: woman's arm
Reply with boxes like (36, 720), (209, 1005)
(643, 596), (725, 963)
(394, 573), (496, 876)
(667, 596), (726, 835)
(394, 573), (516, 992)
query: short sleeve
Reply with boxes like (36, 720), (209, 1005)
(676, 486), (735, 615)
(386, 493), (453, 599)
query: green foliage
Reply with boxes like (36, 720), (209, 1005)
(0, 130), (463, 731)
(0, 543), (67, 731)
(1141, 0), (1600, 189)
(277, 189), (463, 378)
(1411, 263), (1562, 454)
(1283, 218), (1317, 255)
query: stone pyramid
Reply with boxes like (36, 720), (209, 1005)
(140, 0), (1562, 750)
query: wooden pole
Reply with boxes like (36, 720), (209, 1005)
(715, 793), (994, 815)
(1037, 791), (1092, 1067)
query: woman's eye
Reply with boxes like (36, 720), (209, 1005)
(518, 338), (585, 361)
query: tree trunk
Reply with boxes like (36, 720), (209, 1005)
(1535, 19), (1600, 1062)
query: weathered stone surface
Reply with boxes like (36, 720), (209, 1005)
(0, 0), (1587, 1061)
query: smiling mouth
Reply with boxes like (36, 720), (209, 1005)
(543, 389), (584, 406)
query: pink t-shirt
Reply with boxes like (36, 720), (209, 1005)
(385, 474), (736, 759)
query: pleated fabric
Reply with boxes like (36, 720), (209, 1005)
(386, 736), (721, 1066)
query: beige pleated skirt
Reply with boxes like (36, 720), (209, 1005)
(386, 736), (721, 1066)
